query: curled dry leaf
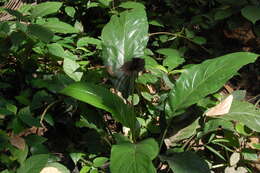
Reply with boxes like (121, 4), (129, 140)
(19, 126), (48, 137)
(248, 136), (260, 149)
(9, 135), (26, 150)
(40, 167), (61, 173)
(206, 95), (233, 116)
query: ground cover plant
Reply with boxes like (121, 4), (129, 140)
(0, 0), (260, 173)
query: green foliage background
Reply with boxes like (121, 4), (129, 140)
(0, 0), (260, 173)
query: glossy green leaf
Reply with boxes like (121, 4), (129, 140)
(61, 82), (136, 129)
(65, 6), (75, 18)
(17, 154), (49, 173)
(192, 36), (206, 45)
(31, 2), (62, 18)
(98, 0), (112, 7)
(42, 21), (79, 34)
(136, 73), (158, 84)
(157, 48), (185, 71)
(201, 119), (234, 136)
(77, 37), (101, 47)
(10, 144), (28, 164)
(101, 7), (148, 76)
(220, 100), (260, 132)
(25, 135), (47, 146)
(242, 148), (258, 161)
(110, 138), (159, 173)
(63, 58), (83, 81)
(149, 20), (164, 27)
(70, 153), (85, 165)
(160, 152), (210, 173)
(93, 157), (108, 167)
(168, 52), (259, 116)
(47, 43), (66, 58)
(241, 6), (260, 24)
(27, 24), (54, 43)
(119, 2), (145, 10)
(18, 107), (41, 127)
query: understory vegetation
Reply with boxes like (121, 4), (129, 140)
(0, 0), (260, 173)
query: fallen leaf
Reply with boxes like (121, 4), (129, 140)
(206, 95), (233, 116)
(9, 135), (26, 150)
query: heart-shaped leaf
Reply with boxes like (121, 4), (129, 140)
(241, 6), (260, 24)
(17, 154), (49, 173)
(110, 138), (159, 173)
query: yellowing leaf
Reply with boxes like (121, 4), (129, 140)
(9, 135), (26, 150)
(206, 95), (233, 116)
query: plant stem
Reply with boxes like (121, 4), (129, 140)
(149, 31), (211, 54)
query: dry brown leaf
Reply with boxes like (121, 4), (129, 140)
(248, 136), (260, 149)
(40, 167), (61, 173)
(147, 84), (156, 94)
(19, 126), (47, 137)
(9, 135), (26, 150)
(206, 95), (233, 116)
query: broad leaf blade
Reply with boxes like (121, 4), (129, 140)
(17, 154), (49, 173)
(110, 138), (159, 173)
(168, 52), (259, 116)
(166, 118), (199, 145)
(61, 82), (136, 129)
(101, 7), (148, 76)
(42, 21), (79, 34)
(220, 101), (260, 132)
(31, 2), (62, 18)
(160, 152), (210, 173)
(63, 58), (83, 81)
(157, 48), (185, 71)
(241, 6), (260, 24)
(27, 24), (53, 43)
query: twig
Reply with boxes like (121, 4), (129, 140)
(40, 100), (59, 128)
(149, 31), (211, 54)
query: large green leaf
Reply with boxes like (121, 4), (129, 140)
(47, 43), (66, 58)
(168, 52), (259, 116)
(241, 6), (260, 24)
(110, 138), (159, 173)
(63, 58), (83, 81)
(17, 154), (49, 173)
(61, 82), (136, 129)
(42, 20), (79, 34)
(156, 48), (185, 71)
(220, 100), (260, 132)
(101, 6), (148, 76)
(27, 24), (54, 43)
(160, 152), (210, 173)
(31, 2), (63, 18)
